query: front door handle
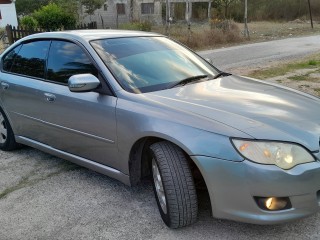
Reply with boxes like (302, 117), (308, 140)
(44, 93), (56, 102)
(1, 82), (9, 90)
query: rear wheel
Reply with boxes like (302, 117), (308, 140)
(150, 141), (198, 228)
(0, 109), (19, 151)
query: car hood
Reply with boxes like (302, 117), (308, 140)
(146, 75), (320, 151)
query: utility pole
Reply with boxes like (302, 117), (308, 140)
(307, 0), (314, 29)
(244, 0), (249, 39)
(165, 0), (170, 35)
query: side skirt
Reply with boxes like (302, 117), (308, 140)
(16, 135), (131, 186)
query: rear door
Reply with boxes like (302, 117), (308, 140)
(0, 40), (51, 140)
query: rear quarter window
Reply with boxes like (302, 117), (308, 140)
(10, 41), (50, 79)
(2, 45), (22, 72)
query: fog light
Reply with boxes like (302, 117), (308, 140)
(255, 197), (291, 211)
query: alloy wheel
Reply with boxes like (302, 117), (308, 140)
(0, 112), (7, 144)
(152, 158), (167, 214)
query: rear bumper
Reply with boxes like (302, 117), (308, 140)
(192, 155), (320, 224)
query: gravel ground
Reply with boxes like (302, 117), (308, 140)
(1, 148), (320, 240)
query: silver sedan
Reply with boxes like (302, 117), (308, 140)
(0, 30), (319, 228)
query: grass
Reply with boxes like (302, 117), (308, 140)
(153, 21), (243, 50)
(151, 21), (320, 50)
(249, 54), (320, 79)
(247, 53), (320, 97)
(243, 21), (320, 42)
(0, 42), (4, 54)
(288, 74), (310, 81)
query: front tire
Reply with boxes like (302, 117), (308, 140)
(150, 141), (198, 228)
(0, 108), (19, 151)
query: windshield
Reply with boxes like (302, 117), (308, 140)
(91, 36), (219, 93)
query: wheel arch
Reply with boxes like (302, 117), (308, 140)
(128, 136), (210, 195)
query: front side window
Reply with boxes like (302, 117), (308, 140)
(91, 37), (219, 93)
(47, 41), (98, 84)
(10, 41), (50, 79)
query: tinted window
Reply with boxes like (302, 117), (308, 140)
(11, 41), (50, 79)
(47, 41), (98, 84)
(91, 37), (219, 93)
(2, 45), (22, 72)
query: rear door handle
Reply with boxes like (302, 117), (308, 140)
(44, 93), (56, 102)
(1, 82), (9, 90)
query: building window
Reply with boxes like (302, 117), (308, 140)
(116, 3), (126, 15)
(104, 4), (108, 11)
(141, 3), (154, 14)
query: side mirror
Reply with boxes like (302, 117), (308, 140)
(68, 74), (100, 93)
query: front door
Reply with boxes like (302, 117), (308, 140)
(38, 40), (119, 169)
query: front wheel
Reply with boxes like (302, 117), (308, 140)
(150, 141), (198, 228)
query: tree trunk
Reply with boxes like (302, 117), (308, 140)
(307, 0), (314, 29)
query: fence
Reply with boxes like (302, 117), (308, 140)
(5, 22), (98, 45)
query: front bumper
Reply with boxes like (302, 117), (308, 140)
(192, 154), (320, 224)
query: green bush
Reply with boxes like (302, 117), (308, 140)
(308, 60), (317, 66)
(33, 3), (76, 30)
(119, 21), (152, 32)
(20, 16), (38, 29)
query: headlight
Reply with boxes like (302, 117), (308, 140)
(231, 139), (315, 170)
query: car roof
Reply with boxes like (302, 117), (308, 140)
(22, 29), (163, 42)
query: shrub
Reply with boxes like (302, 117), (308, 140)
(33, 3), (76, 30)
(119, 21), (152, 31)
(20, 16), (38, 29)
(168, 23), (242, 49)
(308, 60), (317, 66)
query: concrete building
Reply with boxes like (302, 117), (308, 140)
(80, 0), (162, 29)
(80, 0), (212, 29)
(0, 0), (18, 28)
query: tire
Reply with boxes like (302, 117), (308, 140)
(0, 108), (19, 151)
(149, 141), (198, 228)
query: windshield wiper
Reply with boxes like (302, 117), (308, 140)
(213, 71), (232, 79)
(168, 75), (208, 89)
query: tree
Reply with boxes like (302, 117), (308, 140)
(20, 16), (38, 29)
(16, 0), (80, 19)
(15, 0), (50, 16)
(33, 3), (76, 30)
(54, 0), (80, 19)
(220, 0), (239, 18)
(80, 0), (105, 15)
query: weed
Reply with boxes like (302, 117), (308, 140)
(288, 74), (309, 81)
(119, 21), (152, 31)
(308, 60), (318, 66)
(248, 53), (320, 80)
(314, 88), (320, 96)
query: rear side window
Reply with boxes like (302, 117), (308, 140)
(10, 41), (50, 79)
(2, 45), (22, 72)
(47, 41), (98, 84)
